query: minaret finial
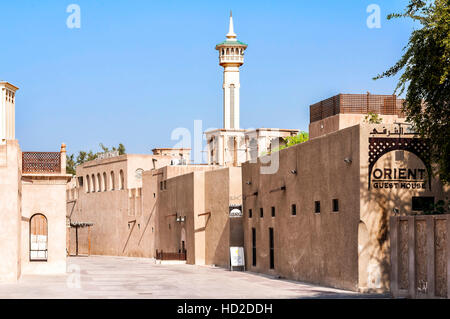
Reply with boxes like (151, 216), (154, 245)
(226, 11), (237, 40)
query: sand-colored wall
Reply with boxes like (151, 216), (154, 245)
(204, 167), (243, 268)
(156, 172), (196, 262)
(242, 125), (362, 291)
(153, 166), (242, 267)
(0, 140), (22, 282)
(205, 168), (230, 267)
(21, 177), (68, 274)
(309, 113), (404, 139)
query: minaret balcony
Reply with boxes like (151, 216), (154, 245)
(219, 55), (244, 63)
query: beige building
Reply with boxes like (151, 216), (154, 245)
(241, 94), (449, 292)
(67, 148), (191, 257)
(0, 82), (70, 282)
(145, 164), (242, 266)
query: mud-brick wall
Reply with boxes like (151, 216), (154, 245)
(390, 215), (450, 298)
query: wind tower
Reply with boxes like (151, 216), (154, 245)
(0, 82), (19, 143)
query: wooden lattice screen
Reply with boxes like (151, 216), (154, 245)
(310, 94), (406, 123)
(22, 151), (61, 173)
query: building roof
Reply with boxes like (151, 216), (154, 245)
(215, 39), (248, 48)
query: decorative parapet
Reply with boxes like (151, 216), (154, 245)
(22, 151), (61, 174)
(310, 93), (406, 123)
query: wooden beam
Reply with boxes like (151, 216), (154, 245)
(198, 212), (211, 217)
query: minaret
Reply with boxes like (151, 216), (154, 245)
(0, 82), (19, 143)
(215, 12), (247, 130)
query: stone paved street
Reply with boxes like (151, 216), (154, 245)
(0, 256), (386, 299)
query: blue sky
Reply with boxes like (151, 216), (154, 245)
(1, 0), (415, 158)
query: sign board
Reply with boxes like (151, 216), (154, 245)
(230, 246), (245, 267)
(97, 150), (119, 160)
(368, 137), (432, 190)
(229, 205), (243, 218)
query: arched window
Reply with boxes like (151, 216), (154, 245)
(222, 49), (224, 55)
(103, 172), (107, 191)
(110, 171), (115, 190)
(30, 214), (48, 261)
(226, 48), (229, 55)
(97, 173), (101, 192)
(86, 175), (90, 193)
(119, 169), (125, 190)
(91, 174), (96, 193)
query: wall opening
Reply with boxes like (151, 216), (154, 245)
(30, 214), (48, 261)
(252, 228), (256, 266)
(269, 227), (274, 269)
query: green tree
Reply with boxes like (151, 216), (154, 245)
(263, 131), (309, 155)
(375, 0), (450, 184)
(66, 153), (76, 175)
(364, 112), (383, 124)
(283, 131), (309, 148)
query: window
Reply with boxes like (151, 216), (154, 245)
(252, 228), (256, 266)
(119, 170), (125, 190)
(86, 175), (90, 193)
(315, 201), (321, 214)
(269, 227), (274, 269)
(271, 206), (275, 217)
(332, 199), (339, 212)
(160, 181), (163, 190)
(135, 168), (144, 180)
(30, 214), (48, 261)
(103, 172), (107, 191)
(97, 173), (101, 192)
(412, 197), (434, 211)
(260, 208), (264, 218)
(91, 174), (96, 193)
(78, 176), (83, 187)
(164, 180), (167, 189)
(110, 171), (115, 190)
(291, 204), (297, 216)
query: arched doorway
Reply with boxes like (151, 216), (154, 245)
(358, 221), (369, 289)
(30, 214), (48, 261)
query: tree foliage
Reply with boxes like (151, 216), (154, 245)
(264, 131), (309, 155)
(66, 143), (126, 175)
(364, 112), (383, 124)
(375, 0), (450, 184)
